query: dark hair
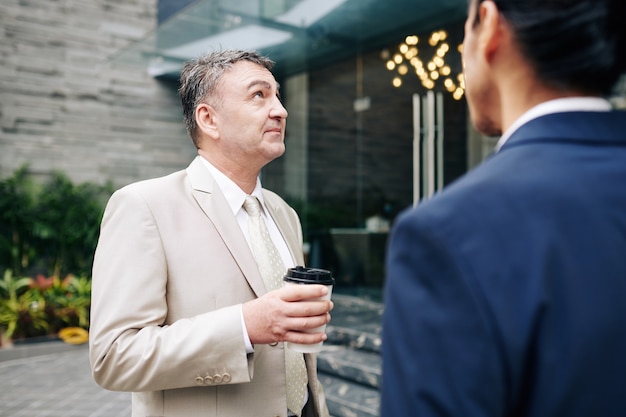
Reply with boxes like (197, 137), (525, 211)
(178, 50), (275, 146)
(473, 0), (626, 95)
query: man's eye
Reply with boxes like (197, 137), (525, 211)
(254, 91), (264, 98)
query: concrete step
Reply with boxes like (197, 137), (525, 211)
(319, 372), (380, 417)
(326, 293), (383, 354)
(317, 293), (383, 417)
(318, 344), (381, 389)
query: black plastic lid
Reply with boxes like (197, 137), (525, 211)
(284, 265), (335, 285)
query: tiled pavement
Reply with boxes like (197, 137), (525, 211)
(0, 343), (130, 417)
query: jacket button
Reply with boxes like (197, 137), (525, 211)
(213, 374), (222, 383)
(222, 373), (231, 383)
(204, 376), (214, 385)
(195, 376), (205, 385)
(269, 341), (278, 346)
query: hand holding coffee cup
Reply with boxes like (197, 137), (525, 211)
(283, 266), (335, 353)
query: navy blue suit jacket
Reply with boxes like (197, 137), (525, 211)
(381, 111), (626, 417)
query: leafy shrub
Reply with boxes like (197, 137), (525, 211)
(0, 165), (112, 278)
(0, 166), (110, 341)
(0, 270), (91, 340)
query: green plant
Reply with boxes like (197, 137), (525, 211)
(0, 166), (112, 278)
(0, 166), (37, 275)
(66, 275), (92, 328)
(0, 271), (92, 341)
(33, 172), (111, 277)
(31, 274), (91, 333)
(0, 270), (48, 340)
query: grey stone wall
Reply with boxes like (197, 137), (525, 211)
(0, 0), (195, 187)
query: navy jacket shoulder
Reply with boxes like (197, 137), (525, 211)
(382, 110), (626, 417)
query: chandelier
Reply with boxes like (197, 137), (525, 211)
(382, 30), (465, 100)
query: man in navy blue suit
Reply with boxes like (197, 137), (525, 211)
(381, 0), (626, 416)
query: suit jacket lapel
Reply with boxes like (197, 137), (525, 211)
(185, 157), (267, 298)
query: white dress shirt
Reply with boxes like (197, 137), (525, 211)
(199, 157), (307, 414)
(199, 157), (296, 352)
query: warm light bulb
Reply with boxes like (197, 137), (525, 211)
(427, 62), (436, 71)
(392, 77), (402, 87)
(386, 60), (396, 70)
(394, 54), (403, 64)
(441, 66), (451, 76)
(430, 71), (440, 80)
(405, 35), (419, 45)
(398, 64), (408, 75)
(399, 43), (409, 54)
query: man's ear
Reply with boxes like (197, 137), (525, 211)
(477, 0), (504, 62)
(195, 102), (219, 140)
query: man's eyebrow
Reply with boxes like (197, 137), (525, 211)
(246, 79), (282, 99)
(246, 80), (274, 90)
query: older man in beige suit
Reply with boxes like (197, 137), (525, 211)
(89, 50), (333, 417)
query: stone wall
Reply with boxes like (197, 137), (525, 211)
(0, 0), (195, 187)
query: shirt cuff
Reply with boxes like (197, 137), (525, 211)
(240, 304), (254, 354)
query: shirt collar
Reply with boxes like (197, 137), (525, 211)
(198, 156), (267, 216)
(495, 97), (613, 152)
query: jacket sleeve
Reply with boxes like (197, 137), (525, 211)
(89, 186), (253, 392)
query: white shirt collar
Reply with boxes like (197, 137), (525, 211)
(495, 97), (613, 152)
(198, 156), (267, 217)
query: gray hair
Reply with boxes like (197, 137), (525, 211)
(178, 50), (275, 146)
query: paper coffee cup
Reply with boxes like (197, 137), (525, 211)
(283, 266), (335, 353)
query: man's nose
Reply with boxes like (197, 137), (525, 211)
(270, 97), (288, 119)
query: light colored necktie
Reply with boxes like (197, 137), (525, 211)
(243, 195), (308, 416)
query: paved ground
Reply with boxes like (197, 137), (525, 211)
(0, 343), (131, 417)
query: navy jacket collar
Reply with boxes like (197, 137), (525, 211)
(501, 111), (626, 151)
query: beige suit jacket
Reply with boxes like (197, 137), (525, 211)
(89, 157), (330, 417)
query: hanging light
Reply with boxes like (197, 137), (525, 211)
(382, 29), (465, 99)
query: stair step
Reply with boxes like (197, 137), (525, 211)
(319, 373), (380, 417)
(327, 294), (383, 353)
(318, 345), (381, 389)
(325, 325), (381, 354)
(318, 293), (383, 417)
